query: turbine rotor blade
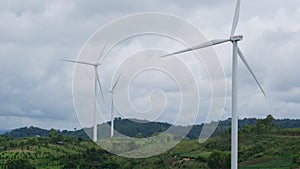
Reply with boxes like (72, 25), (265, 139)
(237, 47), (267, 97)
(95, 68), (104, 100)
(112, 74), (121, 91)
(60, 59), (95, 66)
(231, 0), (241, 36)
(97, 43), (108, 63)
(161, 39), (230, 58)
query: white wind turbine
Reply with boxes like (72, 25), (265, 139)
(108, 74), (121, 138)
(161, 0), (267, 168)
(61, 45), (107, 142)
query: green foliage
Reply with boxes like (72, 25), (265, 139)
(5, 159), (35, 169)
(83, 147), (107, 162)
(63, 162), (77, 169)
(3, 117), (300, 140)
(239, 158), (292, 169)
(135, 132), (143, 138)
(0, 129), (299, 169)
(196, 155), (207, 163)
(255, 114), (275, 133)
(241, 125), (255, 133)
(207, 151), (230, 169)
(1, 115), (300, 169)
(292, 154), (300, 168)
(101, 158), (122, 169)
(114, 118), (171, 138)
(4, 126), (89, 140)
(49, 128), (57, 138)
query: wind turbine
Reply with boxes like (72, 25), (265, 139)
(161, 0), (266, 168)
(108, 74), (121, 138)
(61, 44), (107, 142)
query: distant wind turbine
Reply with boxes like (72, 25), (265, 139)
(61, 44), (107, 142)
(161, 0), (267, 168)
(108, 74), (121, 138)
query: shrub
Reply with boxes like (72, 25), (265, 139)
(207, 151), (230, 169)
(5, 159), (35, 169)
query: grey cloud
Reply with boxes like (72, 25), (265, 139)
(0, 0), (299, 130)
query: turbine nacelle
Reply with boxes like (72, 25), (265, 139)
(93, 63), (101, 67)
(230, 35), (243, 42)
(108, 90), (116, 94)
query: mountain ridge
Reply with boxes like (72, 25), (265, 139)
(3, 117), (300, 139)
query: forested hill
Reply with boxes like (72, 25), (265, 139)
(3, 126), (87, 139)
(3, 116), (300, 139)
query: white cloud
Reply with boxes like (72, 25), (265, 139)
(0, 0), (299, 129)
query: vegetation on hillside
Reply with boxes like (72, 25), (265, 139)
(0, 115), (300, 168)
(5, 117), (300, 139)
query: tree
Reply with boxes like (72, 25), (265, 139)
(5, 159), (35, 169)
(241, 125), (254, 133)
(49, 128), (57, 138)
(20, 141), (25, 150)
(57, 134), (64, 141)
(49, 128), (64, 143)
(29, 138), (36, 147)
(102, 158), (122, 169)
(9, 141), (16, 148)
(135, 133), (143, 138)
(265, 114), (275, 129)
(256, 114), (275, 133)
(207, 151), (230, 169)
(63, 162), (77, 169)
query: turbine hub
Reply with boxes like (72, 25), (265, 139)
(94, 63), (101, 67)
(230, 35), (243, 42)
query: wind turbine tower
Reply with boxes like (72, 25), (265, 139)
(161, 0), (267, 168)
(61, 45), (106, 142)
(108, 75), (121, 138)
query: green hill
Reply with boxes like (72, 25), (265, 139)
(0, 120), (300, 168)
(4, 117), (300, 140)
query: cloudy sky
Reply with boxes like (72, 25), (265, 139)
(0, 0), (299, 130)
